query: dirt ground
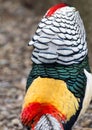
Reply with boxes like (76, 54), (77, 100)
(0, 0), (92, 130)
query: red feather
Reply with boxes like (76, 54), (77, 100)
(45, 3), (67, 17)
(20, 102), (66, 128)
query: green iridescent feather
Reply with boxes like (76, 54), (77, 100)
(26, 56), (91, 98)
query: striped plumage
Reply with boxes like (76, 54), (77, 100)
(29, 4), (87, 65)
(20, 3), (92, 130)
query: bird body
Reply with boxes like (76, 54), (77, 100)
(20, 3), (92, 130)
(22, 77), (79, 120)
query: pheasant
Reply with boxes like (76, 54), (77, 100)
(20, 3), (92, 130)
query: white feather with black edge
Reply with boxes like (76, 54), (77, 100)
(28, 6), (88, 65)
(34, 114), (64, 130)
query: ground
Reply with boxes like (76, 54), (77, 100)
(0, 0), (92, 130)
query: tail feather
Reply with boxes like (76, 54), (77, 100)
(34, 114), (64, 130)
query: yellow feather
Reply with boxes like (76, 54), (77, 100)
(23, 77), (79, 120)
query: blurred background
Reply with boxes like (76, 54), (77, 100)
(0, 0), (92, 130)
